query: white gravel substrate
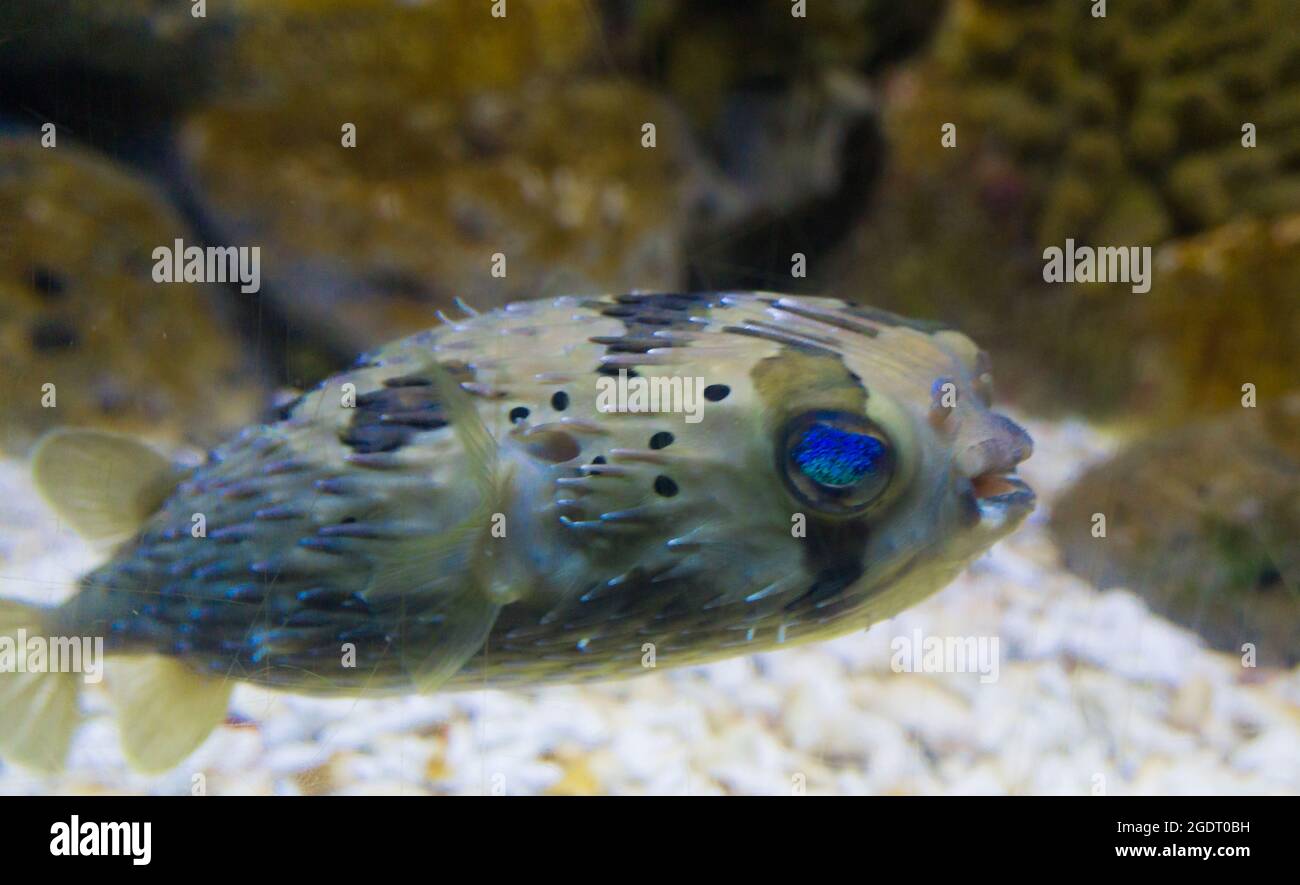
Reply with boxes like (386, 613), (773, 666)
(1, 418), (1297, 795)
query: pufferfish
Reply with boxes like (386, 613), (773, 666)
(0, 292), (1034, 773)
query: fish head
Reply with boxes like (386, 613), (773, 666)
(708, 301), (1036, 623)
(473, 294), (1036, 641)
(826, 318), (1035, 578)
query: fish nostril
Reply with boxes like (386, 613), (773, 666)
(956, 416), (1033, 478)
(998, 415), (1034, 464)
(956, 439), (1002, 479)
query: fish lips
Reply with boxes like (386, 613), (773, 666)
(970, 472), (1036, 529)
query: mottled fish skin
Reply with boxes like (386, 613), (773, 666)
(54, 293), (1035, 694)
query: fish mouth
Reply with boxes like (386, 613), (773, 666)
(970, 472), (1036, 525)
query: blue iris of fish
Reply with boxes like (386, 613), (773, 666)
(791, 423), (885, 488)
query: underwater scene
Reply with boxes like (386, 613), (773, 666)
(0, 0), (1297, 797)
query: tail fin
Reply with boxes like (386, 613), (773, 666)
(22, 430), (228, 773)
(0, 602), (82, 773)
(0, 604), (233, 774)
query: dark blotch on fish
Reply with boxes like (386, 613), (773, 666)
(341, 378), (448, 454)
(591, 292), (718, 374)
(788, 519), (869, 612)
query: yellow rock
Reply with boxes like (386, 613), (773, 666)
(1050, 397), (1300, 667)
(0, 139), (264, 454)
(180, 0), (693, 349)
(1146, 216), (1300, 420)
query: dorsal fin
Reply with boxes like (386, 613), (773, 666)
(31, 429), (179, 542)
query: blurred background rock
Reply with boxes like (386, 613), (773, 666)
(0, 0), (1295, 787)
(0, 138), (260, 453)
(827, 0), (1300, 421)
(1050, 394), (1300, 667)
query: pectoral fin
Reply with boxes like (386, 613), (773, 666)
(397, 591), (502, 693)
(31, 429), (180, 542)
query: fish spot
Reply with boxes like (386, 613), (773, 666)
(649, 431), (675, 449)
(509, 406), (530, 423)
(592, 455), (607, 464)
(551, 391), (569, 411)
(703, 384), (730, 402)
(654, 475), (679, 497)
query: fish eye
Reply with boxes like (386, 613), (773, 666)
(779, 410), (895, 516)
